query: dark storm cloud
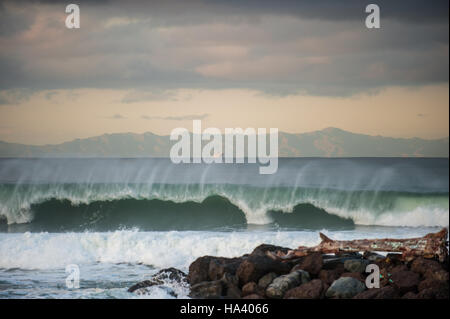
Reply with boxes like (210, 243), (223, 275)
(0, 0), (448, 97)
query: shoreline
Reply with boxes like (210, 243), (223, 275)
(128, 232), (449, 299)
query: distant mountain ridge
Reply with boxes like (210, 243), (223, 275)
(0, 127), (448, 157)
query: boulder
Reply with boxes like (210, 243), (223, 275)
(284, 279), (327, 299)
(225, 284), (242, 299)
(353, 286), (399, 299)
(258, 272), (278, 290)
(417, 279), (449, 299)
(325, 277), (366, 298)
(242, 282), (258, 297)
(341, 272), (365, 282)
(410, 257), (443, 276)
(390, 270), (420, 294)
(344, 259), (369, 273)
(322, 257), (355, 270)
(401, 292), (417, 299)
(291, 253), (323, 275)
(237, 255), (291, 285)
(424, 269), (449, 282)
(417, 287), (449, 299)
(209, 257), (242, 281)
(128, 267), (187, 293)
(266, 270), (310, 299)
(189, 280), (223, 299)
(187, 256), (214, 285)
(318, 269), (342, 285)
(250, 244), (291, 257)
(363, 251), (385, 262)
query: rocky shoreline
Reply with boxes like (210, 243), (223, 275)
(128, 243), (449, 299)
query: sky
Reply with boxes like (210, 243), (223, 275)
(0, 0), (448, 145)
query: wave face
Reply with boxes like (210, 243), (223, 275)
(0, 158), (448, 230)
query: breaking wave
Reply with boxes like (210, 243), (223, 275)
(0, 183), (447, 230)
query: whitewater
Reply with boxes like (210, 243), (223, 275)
(0, 158), (448, 298)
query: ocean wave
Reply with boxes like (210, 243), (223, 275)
(0, 183), (448, 229)
(0, 228), (439, 270)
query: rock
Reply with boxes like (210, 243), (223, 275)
(410, 257), (443, 276)
(424, 269), (449, 282)
(363, 251), (385, 262)
(258, 272), (278, 290)
(334, 252), (363, 258)
(322, 257), (355, 270)
(242, 282), (258, 297)
(243, 294), (264, 299)
(401, 292), (417, 299)
(128, 279), (161, 293)
(189, 280), (223, 298)
(237, 255), (291, 285)
(418, 278), (448, 292)
(221, 272), (239, 288)
(353, 286), (399, 299)
(251, 244), (291, 257)
(341, 272), (365, 282)
(284, 279), (327, 299)
(325, 277), (366, 299)
(417, 287), (449, 299)
(187, 256), (214, 285)
(390, 270), (420, 294)
(344, 259), (369, 273)
(209, 257), (242, 281)
(225, 284), (242, 299)
(390, 264), (408, 274)
(291, 253), (323, 275)
(318, 269), (342, 285)
(266, 270), (310, 299)
(128, 267), (187, 293)
(417, 279), (449, 299)
(221, 273), (241, 298)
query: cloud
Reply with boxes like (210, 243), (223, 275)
(0, 0), (448, 96)
(141, 113), (209, 121)
(121, 89), (178, 103)
(0, 88), (34, 105)
(105, 113), (126, 119)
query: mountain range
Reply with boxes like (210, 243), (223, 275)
(0, 127), (448, 157)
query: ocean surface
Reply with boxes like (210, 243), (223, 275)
(0, 158), (448, 298)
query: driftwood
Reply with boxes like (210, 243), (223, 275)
(269, 228), (448, 262)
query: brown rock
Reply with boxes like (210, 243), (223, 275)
(284, 279), (326, 299)
(291, 252), (323, 275)
(237, 255), (291, 286)
(258, 272), (278, 290)
(208, 257), (242, 281)
(424, 269), (449, 282)
(417, 279), (449, 299)
(242, 282), (258, 297)
(353, 286), (399, 299)
(390, 270), (420, 294)
(225, 284), (242, 299)
(410, 257), (443, 276)
(341, 272), (365, 282)
(417, 287), (449, 299)
(187, 256), (214, 285)
(318, 269), (342, 285)
(250, 244), (291, 257)
(189, 280), (223, 298)
(401, 292), (417, 299)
